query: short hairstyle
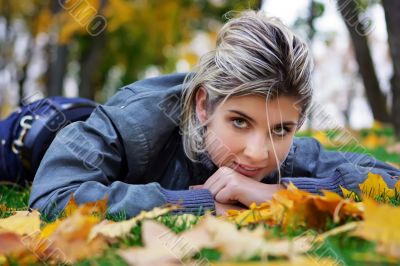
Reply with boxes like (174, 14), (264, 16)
(180, 10), (314, 162)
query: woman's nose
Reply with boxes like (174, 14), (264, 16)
(243, 135), (269, 162)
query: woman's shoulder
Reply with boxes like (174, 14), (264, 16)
(105, 72), (190, 105)
(86, 73), (190, 175)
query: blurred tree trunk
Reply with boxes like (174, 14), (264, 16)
(46, 1), (68, 97)
(47, 45), (69, 96)
(17, 42), (33, 105)
(382, 0), (400, 139)
(305, 0), (318, 130)
(78, 0), (107, 100)
(257, 0), (263, 9)
(78, 32), (106, 100)
(337, 0), (391, 123)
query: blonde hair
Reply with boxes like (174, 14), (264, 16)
(180, 10), (313, 163)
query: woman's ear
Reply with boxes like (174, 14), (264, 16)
(195, 86), (208, 124)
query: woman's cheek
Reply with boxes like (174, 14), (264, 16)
(209, 130), (240, 166)
(276, 139), (293, 163)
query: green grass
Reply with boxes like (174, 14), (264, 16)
(296, 128), (400, 164)
(0, 183), (30, 218)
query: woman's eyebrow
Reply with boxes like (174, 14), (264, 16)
(228, 110), (298, 127)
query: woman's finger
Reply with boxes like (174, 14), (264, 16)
(189, 185), (204, 190)
(207, 177), (227, 197)
(215, 187), (237, 204)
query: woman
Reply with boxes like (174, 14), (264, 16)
(6, 10), (398, 218)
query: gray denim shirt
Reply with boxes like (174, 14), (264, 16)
(28, 73), (400, 218)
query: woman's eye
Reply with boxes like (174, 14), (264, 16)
(232, 118), (248, 129)
(272, 127), (289, 136)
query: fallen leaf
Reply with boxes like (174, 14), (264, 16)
(212, 256), (338, 266)
(64, 194), (108, 217)
(225, 183), (363, 231)
(88, 205), (177, 241)
(386, 142), (400, 154)
(0, 210), (41, 235)
(362, 133), (386, 149)
(0, 231), (51, 265)
(359, 172), (395, 200)
(44, 207), (106, 263)
(225, 202), (272, 226)
(340, 185), (358, 201)
(118, 220), (185, 266)
(353, 199), (400, 258)
(118, 215), (313, 266)
(0, 232), (26, 254)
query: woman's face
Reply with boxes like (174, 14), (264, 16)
(195, 88), (300, 181)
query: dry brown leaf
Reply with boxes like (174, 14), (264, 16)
(118, 215), (313, 266)
(117, 220), (181, 266)
(0, 210), (41, 235)
(88, 205), (177, 241)
(64, 194), (108, 217)
(386, 142), (400, 154)
(0, 204), (8, 212)
(0, 232), (26, 254)
(212, 256), (338, 266)
(226, 182), (363, 231)
(0, 231), (55, 265)
(353, 199), (400, 259)
(32, 204), (107, 263)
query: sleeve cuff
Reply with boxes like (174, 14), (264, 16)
(281, 172), (345, 195)
(160, 188), (215, 215)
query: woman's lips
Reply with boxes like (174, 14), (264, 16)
(232, 162), (263, 177)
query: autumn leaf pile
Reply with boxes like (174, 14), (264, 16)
(0, 172), (399, 265)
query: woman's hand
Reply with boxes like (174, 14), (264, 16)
(192, 166), (284, 207)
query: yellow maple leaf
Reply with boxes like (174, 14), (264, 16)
(340, 185), (358, 201)
(359, 172), (395, 200)
(39, 219), (62, 239)
(225, 202), (271, 226)
(396, 180), (400, 192)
